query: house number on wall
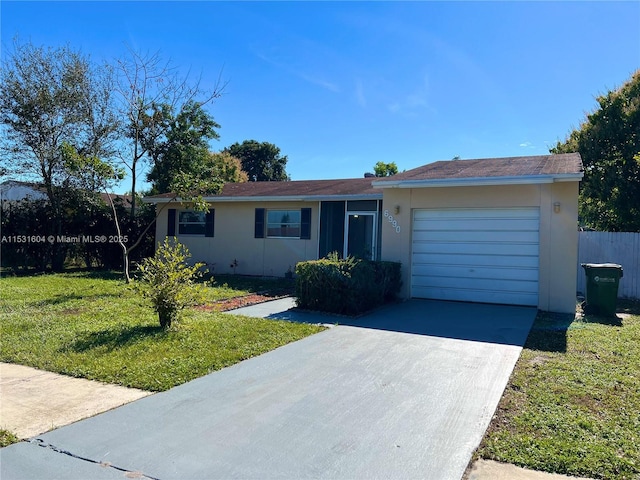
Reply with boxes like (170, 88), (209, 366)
(384, 210), (401, 233)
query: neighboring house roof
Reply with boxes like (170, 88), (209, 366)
(0, 181), (135, 206)
(145, 177), (381, 203)
(372, 153), (583, 188)
(99, 193), (133, 206)
(144, 153), (584, 203)
(0, 180), (47, 201)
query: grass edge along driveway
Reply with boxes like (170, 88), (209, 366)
(475, 300), (640, 480)
(0, 272), (325, 393)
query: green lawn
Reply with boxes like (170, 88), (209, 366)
(476, 300), (640, 480)
(0, 429), (19, 448)
(0, 272), (323, 392)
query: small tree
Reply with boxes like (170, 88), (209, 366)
(373, 161), (398, 177)
(135, 238), (209, 328)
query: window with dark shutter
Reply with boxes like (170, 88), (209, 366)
(255, 208), (265, 238)
(167, 209), (176, 237)
(300, 208), (311, 239)
(205, 210), (215, 237)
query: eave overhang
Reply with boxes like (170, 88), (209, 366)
(142, 193), (383, 204)
(371, 172), (584, 189)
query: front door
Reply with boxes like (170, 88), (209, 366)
(345, 213), (376, 260)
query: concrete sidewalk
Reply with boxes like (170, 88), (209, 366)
(0, 363), (151, 439)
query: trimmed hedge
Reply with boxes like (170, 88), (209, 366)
(295, 255), (401, 315)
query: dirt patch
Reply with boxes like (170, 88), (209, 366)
(529, 355), (549, 367)
(196, 294), (291, 313)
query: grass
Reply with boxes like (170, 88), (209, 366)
(0, 429), (19, 448)
(476, 300), (640, 480)
(0, 271), (323, 392)
(207, 274), (294, 300)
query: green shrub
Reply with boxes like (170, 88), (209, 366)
(295, 254), (401, 315)
(134, 238), (210, 328)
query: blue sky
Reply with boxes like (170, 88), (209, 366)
(2, 1), (639, 192)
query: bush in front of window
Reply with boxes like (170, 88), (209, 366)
(295, 254), (401, 315)
(134, 238), (210, 328)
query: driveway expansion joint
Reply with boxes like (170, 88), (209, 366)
(31, 438), (160, 480)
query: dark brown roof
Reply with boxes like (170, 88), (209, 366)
(374, 153), (583, 183)
(146, 177), (380, 200)
(144, 153), (583, 202)
(218, 178), (378, 197)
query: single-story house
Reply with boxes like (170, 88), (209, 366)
(0, 180), (47, 202)
(145, 153), (583, 313)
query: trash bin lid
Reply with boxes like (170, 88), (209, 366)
(581, 263), (622, 269)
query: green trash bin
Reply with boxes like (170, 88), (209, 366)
(581, 263), (623, 316)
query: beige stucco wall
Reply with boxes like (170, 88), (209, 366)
(154, 201), (319, 277)
(380, 182), (580, 313)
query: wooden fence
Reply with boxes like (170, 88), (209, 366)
(577, 231), (640, 299)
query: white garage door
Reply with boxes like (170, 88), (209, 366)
(411, 207), (539, 306)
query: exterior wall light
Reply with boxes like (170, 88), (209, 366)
(394, 205), (400, 215)
(553, 202), (561, 214)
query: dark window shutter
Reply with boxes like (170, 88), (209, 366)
(167, 209), (176, 237)
(255, 208), (265, 238)
(205, 210), (215, 237)
(300, 208), (312, 239)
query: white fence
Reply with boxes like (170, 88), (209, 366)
(577, 232), (640, 299)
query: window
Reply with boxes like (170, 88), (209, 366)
(178, 211), (206, 235)
(174, 209), (216, 237)
(255, 208), (310, 239)
(267, 210), (301, 238)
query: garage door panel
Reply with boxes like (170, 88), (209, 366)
(414, 230), (538, 243)
(412, 241), (539, 256)
(412, 253), (539, 269)
(414, 208), (539, 221)
(415, 264), (539, 282)
(413, 218), (539, 232)
(412, 275), (537, 293)
(412, 285), (538, 306)
(411, 207), (539, 306)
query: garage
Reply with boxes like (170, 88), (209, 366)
(411, 207), (540, 306)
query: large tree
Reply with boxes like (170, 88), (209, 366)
(551, 70), (640, 232)
(223, 140), (289, 181)
(0, 40), (118, 270)
(146, 101), (221, 194)
(114, 48), (224, 217)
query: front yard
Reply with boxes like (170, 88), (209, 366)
(476, 300), (640, 480)
(3, 270), (639, 477)
(0, 271), (324, 392)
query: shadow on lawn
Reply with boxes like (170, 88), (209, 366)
(525, 312), (574, 353)
(30, 292), (123, 307)
(211, 274), (295, 296)
(62, 325), (167, 353)
(526, 299), (632, 353)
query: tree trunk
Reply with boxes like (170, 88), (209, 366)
(158, 308), (175, 329)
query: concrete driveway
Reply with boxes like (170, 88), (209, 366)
(1, 299), (535, 480)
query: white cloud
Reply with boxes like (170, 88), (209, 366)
(254, 50), (340, 93)
(519, 141), (534, 148)
(387, 74), (434, 116)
